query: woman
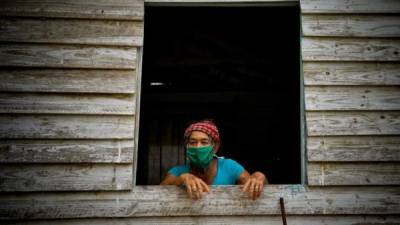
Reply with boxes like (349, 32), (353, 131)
(160, 120), (267, 200)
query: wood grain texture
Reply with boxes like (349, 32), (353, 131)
(0, 164), (132, 191)
(0, 115), (135, 139)
(0, 69), (136, 93)
(302, 15), (400, 37)
(3, 216), (400, 225)
(306, 112), (400, 136)
(300, 0), (400, 13)
(305, 86), (400, 110)
(308, 162), (400, 185)
(0, 93), (135, 115)
(147, 120), (161, 185)
(0, 18), (143, 46)
(0, 44), (137, 69)
(160, 121), (179, 182)
(0, 185), (398, 219)
(0, 140), (134, 163)
(302, 38), (400, 61)
(308, 136), (400, 162)
(303, 62), (400, 85)
(0, 0), (144, 20)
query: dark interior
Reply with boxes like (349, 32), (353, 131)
(137, 6), (301, 185)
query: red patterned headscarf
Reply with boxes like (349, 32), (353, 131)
(184, 120), (220, 150)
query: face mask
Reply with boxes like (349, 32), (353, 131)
(186, 145), (214, 169)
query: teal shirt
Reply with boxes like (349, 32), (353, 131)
(168, 157), (245, 185)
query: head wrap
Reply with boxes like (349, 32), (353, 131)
(184, 120), (220, 150)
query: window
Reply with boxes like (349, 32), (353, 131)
(137, 6), (300, 185)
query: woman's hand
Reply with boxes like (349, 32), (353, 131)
(180, 173), (210, 200)
(241, 171), (266, 200)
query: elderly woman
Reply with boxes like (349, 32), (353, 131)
(160, 120), (267, 200)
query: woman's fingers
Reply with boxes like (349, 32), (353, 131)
(184, 176), (210, 200)
(186, 181), (194, 199)
(254, 181), (264, 199)
(242, 179), (251, 192)
(195, 181), (203, 199)
(249, 180), (256, 200)
(199, 179), (210, 193)
(241, 178), (264, 200)
(256, 186), (262, 198)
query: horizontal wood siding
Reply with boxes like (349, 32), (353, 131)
(306, 111), (400, 136)
(0, 0), (143, 196)
(305, 86), (400, 110)
(0, 115), (135, 139)
(302, 15), (400, 37)
(0, 0), (144, 20)
(0, 186), (399, 219)
(0, 164), (133, 191)
(4, 216), (400, 225)
(0, 93), (135, 115)
(0, 140), (134, 163)
(303, 62), (400, 86)
(302, 38), (400, 61)
(0, 44), (137, 69)
(0, 69), (136, 93)
(307, 136), (400, 162)
(0, 18), (143, 46)
(301, 0), (400, 194)
(301, 0), (400, 13)
(308, 163), (400, 185)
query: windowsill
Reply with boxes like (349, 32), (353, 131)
(2, 184), (398, 220)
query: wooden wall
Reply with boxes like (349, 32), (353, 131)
(0, 0), (399, 224)
(301, 0), (400, 186)
(0, 0), (143, 194)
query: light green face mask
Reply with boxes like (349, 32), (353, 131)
(186, 145), (213, 169)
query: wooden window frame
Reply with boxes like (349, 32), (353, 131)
(134, 0), (305, 186)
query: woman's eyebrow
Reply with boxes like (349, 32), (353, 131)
(189, 138), (210, 141)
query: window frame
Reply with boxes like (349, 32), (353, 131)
(133, 0), (306, 186)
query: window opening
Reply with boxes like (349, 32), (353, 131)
(137, 6), (300, 185)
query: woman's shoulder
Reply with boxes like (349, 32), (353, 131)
(218, 157), (242, 168)
(216, 157), (245, 183)
(168, 164), (190, 176)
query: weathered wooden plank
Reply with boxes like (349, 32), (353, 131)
(302, 38), (400, 61)
(308, 162), (400, 185)
(0, 18), (143, 46)
(0, 164), (132, 192)
(3, 216), (400, 225)
(0, 115), (135, 139)
(302, 15), (400, 37)
(0, 185), (398, 219)
(0, 93), (135, 115)
(0, 69), (136, 93)
(0, 140), (134, 163)
(305, 86), (400, 110)
(308, 136), (400, 162)
(300, 0), (400, 13)
(303, 62), (400, 85)
(147, 120), (161, 185)
(0, 44), (136, 69)
(160, 121), (179, 182)
(0, 0), (144, 20)
(306, 112), (400, 136)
